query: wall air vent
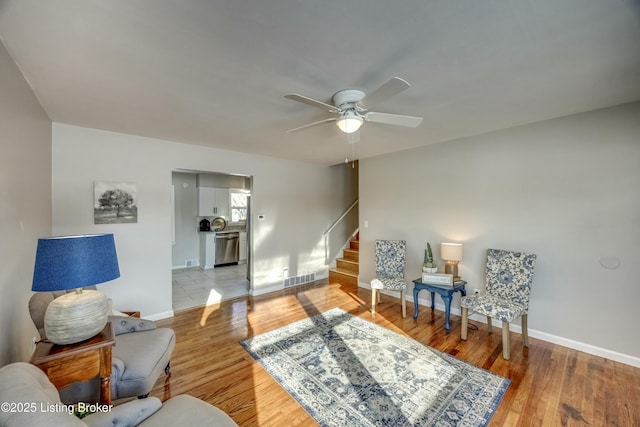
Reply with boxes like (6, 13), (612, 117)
(284, 273), (315, 288)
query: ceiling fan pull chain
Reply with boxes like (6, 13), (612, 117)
(352, 137), (357, 163)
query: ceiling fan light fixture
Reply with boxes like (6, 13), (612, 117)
(336, 112), (363, 134)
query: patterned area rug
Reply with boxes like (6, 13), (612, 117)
(240, 308), (509, 427)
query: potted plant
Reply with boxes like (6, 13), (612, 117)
(422, 243), (438, 273)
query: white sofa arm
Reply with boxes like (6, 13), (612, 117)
(82, 397), (162, 427)
(136, 395), (238, 426)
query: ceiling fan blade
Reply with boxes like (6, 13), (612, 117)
(286, 117), (336, 133)
(364, 112), (423, 127)
(284, 93), (337, 112)
(362, 77), (411, 108)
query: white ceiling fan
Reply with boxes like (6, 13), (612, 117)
(284, 77), (424, 134)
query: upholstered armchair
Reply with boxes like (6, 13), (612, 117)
(370, 239), (407, 317)
(0, 362), (238, 427)
(29, 291), (175, 402)
(460, 249), (537, 360)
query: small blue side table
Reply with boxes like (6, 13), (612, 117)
(412, 279), (467, 333)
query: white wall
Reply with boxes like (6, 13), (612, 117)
(52, 123), (354, 318)
(360, 102), (640, 364)
(0, 41), (52, 364)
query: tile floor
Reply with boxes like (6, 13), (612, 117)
(172, 264), (250, 311)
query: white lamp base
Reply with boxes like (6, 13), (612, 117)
(44, 289), (109, 345)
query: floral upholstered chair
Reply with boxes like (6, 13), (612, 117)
(371, 240), (407, 318)
(460, 249), (537, 360)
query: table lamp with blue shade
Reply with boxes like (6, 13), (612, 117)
(32, 234), (120, 345)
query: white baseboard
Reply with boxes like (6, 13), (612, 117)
(145, 310), (174, 321)
(359, 282), (640, 368)
(525, 329), (640, 368)
(250, 283), (284, 296)
(173, 264), (200, 270)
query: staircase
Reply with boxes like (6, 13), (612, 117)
(328, 233), (359, 286)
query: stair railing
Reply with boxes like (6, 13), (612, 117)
(324, 199), (358, 236)
(324, 199), (359, 265)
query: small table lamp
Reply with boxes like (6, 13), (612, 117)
(440, 242), (463, 281)
(32, 234), (120, 345)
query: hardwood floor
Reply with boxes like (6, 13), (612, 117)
(152, 280), (640, 426)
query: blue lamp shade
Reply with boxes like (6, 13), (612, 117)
(32, 234), (120, 292)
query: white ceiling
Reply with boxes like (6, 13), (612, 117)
(1, 1), (639, 165)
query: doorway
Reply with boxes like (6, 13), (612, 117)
(171, 170), (252, 311)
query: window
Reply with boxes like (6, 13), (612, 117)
(230, 191), (248, 222)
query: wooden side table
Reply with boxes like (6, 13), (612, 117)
(30, 322), (115, 404)
(412, 279), (467, 333)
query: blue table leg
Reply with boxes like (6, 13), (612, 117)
(430, 292), (435, 310)
(442, 294), (453, 332)
(413, 287), (420, 320)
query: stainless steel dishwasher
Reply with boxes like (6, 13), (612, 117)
(215, 232), (239, 266)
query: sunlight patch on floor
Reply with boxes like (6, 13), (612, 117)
(206, 289), (222, 305)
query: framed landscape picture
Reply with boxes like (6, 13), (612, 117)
(94, 181), (138, 224)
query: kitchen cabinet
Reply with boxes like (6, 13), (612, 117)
(198, 187), (215, 217)
(214, 188), (229, 218)
(239, 231), (247, 263)
(198, 187), (229, 218)
(199, 232), (216, 269)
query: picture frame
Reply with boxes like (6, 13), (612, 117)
(94, 181), (137, 224)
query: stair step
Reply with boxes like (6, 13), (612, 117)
(337, 258), (359, 273)
(343, 248), (359, 261)
(329, 268), (358, 286)
(332, 233), (359, 286)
